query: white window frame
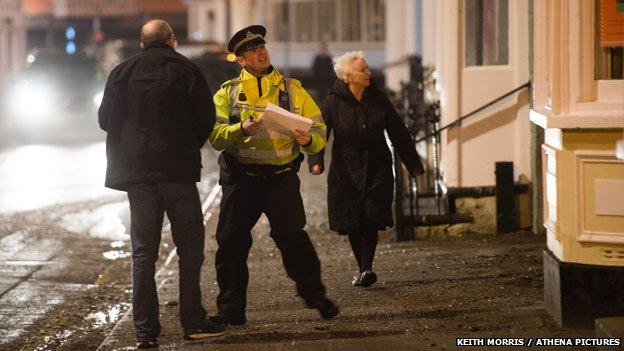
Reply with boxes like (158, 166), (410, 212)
(531, 0), (624, 129)
(459, 0), (526, 116)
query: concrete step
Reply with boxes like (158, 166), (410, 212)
(595, 317), (624, 337)
(595, 317), (624, 351)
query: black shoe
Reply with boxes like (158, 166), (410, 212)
(136, 339), (158, 349)
(306, 297), (340, 320)
(360, 270), (377, 287)
(208, 314), (247, 326)
(352, 272), (363, 286)
(183, 319), (226, 340)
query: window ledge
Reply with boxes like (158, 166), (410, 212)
(269, 41), (385, 51)
(530, 109), (624, 129)
(463, 65), (514, 71)
(597, 80), (624, 103)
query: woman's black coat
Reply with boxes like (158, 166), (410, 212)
(308, 80), (424, 234)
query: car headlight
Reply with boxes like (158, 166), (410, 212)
(93, 91), (104, 108)
(8, 81), (54, 122)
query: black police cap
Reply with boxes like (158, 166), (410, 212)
(228, 25), (267, 56)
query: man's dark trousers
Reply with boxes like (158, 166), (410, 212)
(214, 171), (325, 319)
(127, 182), (207, 340)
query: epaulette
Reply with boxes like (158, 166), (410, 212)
(220, 78), (240, 89)
(286, 78), (302, 87)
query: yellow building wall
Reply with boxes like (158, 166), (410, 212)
(544, 129), (624, 266)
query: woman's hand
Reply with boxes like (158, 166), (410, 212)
(411, 167), (425, 177)
(294, 129), (312, 146)
(311, 164), (323, 175)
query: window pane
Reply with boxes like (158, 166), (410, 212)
(292, 2), (313, 42)
(366, 0), (385, 41)
(465, 0), (509, 66)
(340, 0), (361, 41)
(273, 2), (287, 42)
(318, 0), (336, 41)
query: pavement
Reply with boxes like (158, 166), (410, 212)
(96, 167), (599, 351)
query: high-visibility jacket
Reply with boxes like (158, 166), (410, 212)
(209, 67), (326, 166)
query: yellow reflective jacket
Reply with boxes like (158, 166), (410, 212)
(209, 67), (326, 166)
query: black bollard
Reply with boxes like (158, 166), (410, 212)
(496, 161), (517, 234)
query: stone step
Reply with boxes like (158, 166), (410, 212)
(595, 317), (624, 337)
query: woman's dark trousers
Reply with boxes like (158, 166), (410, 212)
(127, 182), (207, 340)
(347, 227), (379, 272)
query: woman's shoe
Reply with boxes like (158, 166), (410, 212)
(352, 272), (363, 286)
(360, 270), (377, 287)
(136, 339), (158, 349)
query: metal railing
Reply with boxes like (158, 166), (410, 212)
(415, 81), (531, 143)
(391, 57), (532, 239)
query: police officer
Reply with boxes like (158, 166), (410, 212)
(208, 25), (338, 325)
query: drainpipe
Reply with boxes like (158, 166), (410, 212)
(528, 0), (545, 235)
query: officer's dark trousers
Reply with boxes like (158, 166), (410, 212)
(127, 183), (207, 340)
(215, 171), (326, 318)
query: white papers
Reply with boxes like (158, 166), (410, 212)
(259, 102), (312, 137)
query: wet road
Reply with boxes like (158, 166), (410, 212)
(0, 142), (118, 214)
(0, 142), (220, 349)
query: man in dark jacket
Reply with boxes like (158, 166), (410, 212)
(98, 19), (225, 348)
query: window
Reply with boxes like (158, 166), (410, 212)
(207, 11), (215, 33)
(273, 3), (287, 41)
(595, 0), (624, 79)
(271, 0), (384, 43)
(365, 0), (385, 41)
(2, 18), (13, 71)
(293, 1), (314, 42)
(465, 0), (509, 66)
(339, 0), (361, 41)
(318, 1), (336, 41)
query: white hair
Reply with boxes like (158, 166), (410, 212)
(333, 51), (365, 82)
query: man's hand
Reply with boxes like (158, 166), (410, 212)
(311, 164), (322, 175)
(294, 129), (312, 146)
(242, 119), (262, 135)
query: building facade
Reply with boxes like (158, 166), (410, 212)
(531, 0), (624, 327)
(418, 0), (531, 189)
(386, 0), (624, 325)
(185, 0), (387, 69)
(409, 0), (532, 233)
(18, 0), (187, 59)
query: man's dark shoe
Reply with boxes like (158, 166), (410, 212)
(352, 272), (363, 286)
(136, 339), (158, 349)
(306, 297), (340, 320)
(208, 314), (246, 326)
(360, 270), (377, 287)
(183, 319), (226, 340)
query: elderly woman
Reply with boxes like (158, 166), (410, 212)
(309, 51), (424, 287)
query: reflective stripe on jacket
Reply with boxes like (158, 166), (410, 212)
(209, 67), (326, 166)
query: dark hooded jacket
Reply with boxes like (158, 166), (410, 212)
(98, 42), (215, 190)
(308, 79), (423, 233)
